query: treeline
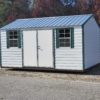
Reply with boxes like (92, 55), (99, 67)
(0, 0), (100, 27)
(32, 0), (100, 25)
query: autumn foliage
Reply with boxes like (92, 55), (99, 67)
(0, 0), (100, 27)
(93, 0), (100, 24)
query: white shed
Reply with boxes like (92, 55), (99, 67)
(0, 14), (100, 71)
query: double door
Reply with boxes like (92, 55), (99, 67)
(23, 30), (54, 68)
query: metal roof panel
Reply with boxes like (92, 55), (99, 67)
(1, 14), (93, 30)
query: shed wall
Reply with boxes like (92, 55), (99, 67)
(1, 30), (22, 67)
(55, 26), (83, 70)
(84, 17), (100, 69)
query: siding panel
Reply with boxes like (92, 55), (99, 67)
(55, 27), (83, 70)
(84, 17), (100, 69)
(1, 31), (22, 67)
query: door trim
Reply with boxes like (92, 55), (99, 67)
(53, 29), (56, 69)
(36, 30), (39, 67)
(22, 30), (24, 67)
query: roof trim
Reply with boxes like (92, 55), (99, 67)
(82, 15), (93, 26)
(0, 25), (81, 31)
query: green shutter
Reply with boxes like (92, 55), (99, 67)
(18, 30), (21, 48)
(71, 28), (74, 48)
(6, 31), (10, 48)
(56, 29), (59, 48)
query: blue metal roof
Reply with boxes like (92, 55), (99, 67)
(1, 14), (93, 30)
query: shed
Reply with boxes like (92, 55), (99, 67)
(0, 14), (100, 71)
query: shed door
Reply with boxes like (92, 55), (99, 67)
(23, 31), (37, 67)
(38, 30), (53, 67)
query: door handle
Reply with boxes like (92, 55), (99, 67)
(38, 46), (43, 51)
(38, 46), (41, 49)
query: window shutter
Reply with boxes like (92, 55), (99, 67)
(71, 28), (74, 48)
(18, 30), (21, 48)
(56, 29), (59, 48)
(6, 31), (10, 48)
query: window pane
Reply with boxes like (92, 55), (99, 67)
(65, 29), (70, 33)
(65, 39), (70, 42)
(59, 34), (64, 38)
(59, 29), (64, 33)
(13, 40), (18, 47)
(14, 31), (18, 39)
(9, 31), (13, 36)
(60, 43), (65, 47)
(14, 31), (17, 35)
(14, 35), (18, 39)
(59, 39), (70, 47)
(65, 43), (70, 47)
(60, 39), (65, 42)
(65, 34), (70, 37)
(10, 35), (13, 39)
(9, 40), (14, 47)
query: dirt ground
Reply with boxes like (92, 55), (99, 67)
(0, 64), (100, 82)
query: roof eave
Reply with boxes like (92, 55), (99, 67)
(1, 25), (82, 31)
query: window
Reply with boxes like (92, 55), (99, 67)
(7, 30), (21, 48)
(56, 28), (74, 48)
(58, 28), (71, 47)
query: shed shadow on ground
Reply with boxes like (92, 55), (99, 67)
(6, 64), (100, 76)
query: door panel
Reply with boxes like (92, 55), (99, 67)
(23, 31), (37, 67)
(38, 30), (53, 67)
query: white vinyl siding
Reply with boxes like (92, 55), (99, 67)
(55, 26), (83, 70)
(84, 17), (100, 69)
(1, 30), (22, 67)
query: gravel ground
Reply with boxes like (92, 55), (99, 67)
(0, 75), (100, 100)
(0, 65), (100, 100)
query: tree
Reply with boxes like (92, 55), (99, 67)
(0, 0), (11, 26)
(93, 0), (100, 24)
(0, 0), (100, 26)
(0, 0), (32, 26)
(7, 0), (32, 22)
(32, 0), (79, 17)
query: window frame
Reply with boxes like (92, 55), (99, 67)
(58, 28), (71, 48)
(7, 30), (21, 48)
